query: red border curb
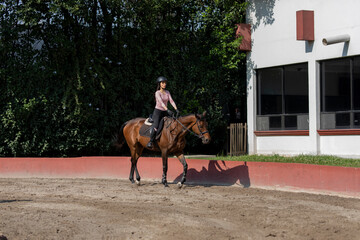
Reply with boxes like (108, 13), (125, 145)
(0, 157), (359, 197)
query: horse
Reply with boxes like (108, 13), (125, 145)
(114, 111), (211, 187)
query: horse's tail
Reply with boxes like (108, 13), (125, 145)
(113, 122), (127, 150)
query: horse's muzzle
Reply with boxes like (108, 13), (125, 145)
(202, 137), (210, 144)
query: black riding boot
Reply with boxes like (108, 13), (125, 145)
(147, 127), (156, 148)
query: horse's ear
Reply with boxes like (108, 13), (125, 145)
(196, 111), (206, 120)
(202, 111), (207, 118)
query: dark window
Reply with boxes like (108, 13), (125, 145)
(285, 116), (297, 129)
(336, 113), (350, 128)
(269, 116), (281, 129)
(354, 113), (360, 126)
(284, 64), (309, 114)
(259, 68), (282, 115)
(257, 63), (309, 131)
(354, 57), (360, 110)
(320, 56), (360, 129)
(322, 58), (351, 112)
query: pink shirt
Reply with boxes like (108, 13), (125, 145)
(155, 90), (177, 111)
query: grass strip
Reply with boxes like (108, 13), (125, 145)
(197, 154), (360, 168)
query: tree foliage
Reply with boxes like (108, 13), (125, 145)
(0, 0), (248, 157)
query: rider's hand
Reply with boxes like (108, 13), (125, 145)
(167, 109), (174, 117)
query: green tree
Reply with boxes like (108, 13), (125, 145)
(0, 0), (248, 156)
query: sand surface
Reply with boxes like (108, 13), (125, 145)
(0, 178), (359, 239)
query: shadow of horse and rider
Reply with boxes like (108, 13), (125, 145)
(173, 160), (251, 188)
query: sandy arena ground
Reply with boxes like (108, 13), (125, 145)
(0, 178), (359, 240)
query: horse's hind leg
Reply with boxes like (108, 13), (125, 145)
(176, 153), (188, 188)
(129, 158), (136, 184)
(128, 145), (137, 184)
(130, 143), (143, 185)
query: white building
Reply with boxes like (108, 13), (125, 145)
(245, 0), (360, 157)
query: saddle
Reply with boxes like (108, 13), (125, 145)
(139, 116), (169, 140)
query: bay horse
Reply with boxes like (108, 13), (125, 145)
(114, 112), (211, 187)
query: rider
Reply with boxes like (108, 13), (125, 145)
(147, 76), (179, 148)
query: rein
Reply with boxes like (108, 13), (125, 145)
(168, 116), (208, 139)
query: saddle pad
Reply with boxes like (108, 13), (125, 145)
(139, 124), (152, 138)
(139, 117), (167, 139)
(144, 118), (152, 126)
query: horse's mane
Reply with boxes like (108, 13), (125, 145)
(178, 113), (194, 117)
(178, 113), (206, 121)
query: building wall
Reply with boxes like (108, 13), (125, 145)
(256, 136), (314, 155)
(247, 0), (360, 157)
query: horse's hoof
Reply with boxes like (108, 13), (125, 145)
(135, 180), (140, 186)
(164, 183), (169, 188)
(130, 179), (135, 184)
(177, 182), (183, 189)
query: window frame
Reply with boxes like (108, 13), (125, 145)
(320, 56), (360, 130)
(256, 62), (309, 133)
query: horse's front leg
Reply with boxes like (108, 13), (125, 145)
(176, 153), (188, 188)
(161, 151), (169, 187)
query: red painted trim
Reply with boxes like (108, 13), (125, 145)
(0, 157), (359, 197)
(318, 129), (360, 136)
(254, 130), (309, 136)
(236, 23), (251, 51)
(296, 10), (314, 41)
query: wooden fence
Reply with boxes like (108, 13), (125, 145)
(227, 123), (247, 156)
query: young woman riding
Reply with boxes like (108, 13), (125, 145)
(147, 76), (179, 148)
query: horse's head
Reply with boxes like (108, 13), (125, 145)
(193, 111), (211, 144)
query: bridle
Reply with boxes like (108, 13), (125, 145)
(170, 116), (209, 139)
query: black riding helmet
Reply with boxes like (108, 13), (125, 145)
(156, 76), (168, 83)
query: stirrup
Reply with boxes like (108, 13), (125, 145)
(147, 141), (154, 148)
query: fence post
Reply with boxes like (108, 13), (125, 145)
(244, 123), (247, 154)
(227, 123), (247, 156)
